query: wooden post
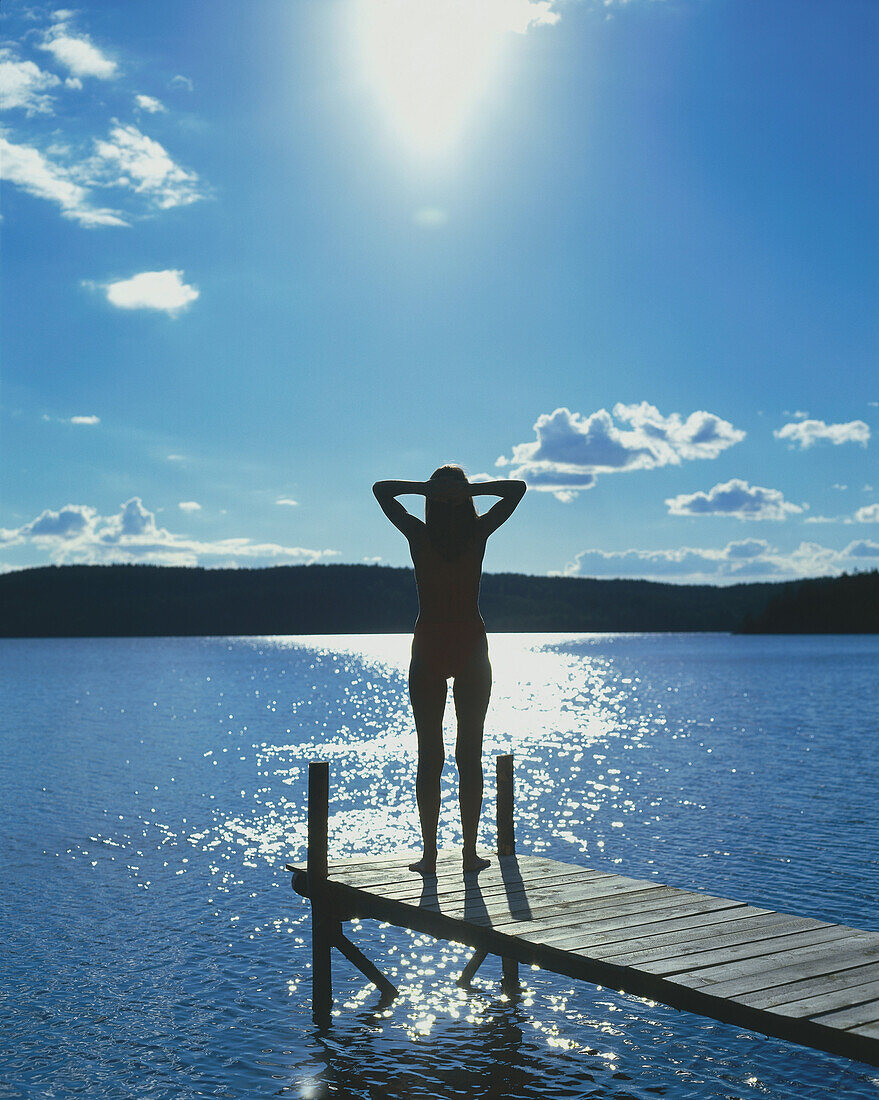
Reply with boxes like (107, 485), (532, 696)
(308, 761), (332, 1028)
(496, 754), (519, 999)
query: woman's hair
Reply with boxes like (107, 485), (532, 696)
(425, 464), (477, 560)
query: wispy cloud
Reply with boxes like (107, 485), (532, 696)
(0, 498), (338, 568)
(0, 11), (204, 227)
(89, 123), (203, 210)
(666, 478), (803, 520)
(178, 501), (201, 513)
(556, 537), (878, 583)
(98, 270), (199, 314)
(0, 49), (60, 115)
(276, 498), (299, 507)
(855, 503), (879, 523)
(42, 412), (101, 425)
(0, 134), (126, 226)
(774, 418), (870, 449)
(499, 403), (745, 500)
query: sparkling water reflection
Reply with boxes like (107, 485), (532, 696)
(2, 633), (879, 1098)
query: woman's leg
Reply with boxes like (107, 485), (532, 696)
(408, 650), (448, 873)
(453, 640), (492, 871)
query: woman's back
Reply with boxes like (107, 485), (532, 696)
(410, 530), (486, 625)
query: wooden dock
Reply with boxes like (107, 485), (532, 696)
(287, 757), (879, 1068)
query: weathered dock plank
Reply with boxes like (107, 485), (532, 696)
(287, 849), (879, 1066)
(287, 758), (879, 1068)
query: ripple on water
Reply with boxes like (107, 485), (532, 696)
(2, 633), (879, 1098)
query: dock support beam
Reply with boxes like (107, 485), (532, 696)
(497, 754), (520, 1000)
(308, 761), (333, 1028)
(456, 947), (488, 988)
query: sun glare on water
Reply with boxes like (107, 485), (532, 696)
(353, 0), (558, 159)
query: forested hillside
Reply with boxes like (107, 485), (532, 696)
(0, 562), (843, 637)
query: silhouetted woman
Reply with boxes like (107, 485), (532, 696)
(373, 466), (526, 873)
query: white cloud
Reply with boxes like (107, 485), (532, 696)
(556, 538), (878, 584)
(135, 94), (165, 113)
(666, 478), (803, 520)
(276, 498), (299, 507)
(0, 498), (338, 567)
(502, 403), (745, 500)
(855, 503), (879, 523)
(0, 49), (60, 114)
(89, 123), (203, 209)
(40, 25), (117, 80)
(170, 74), (194, 92)
(178, 501), (201, 513)
(774, 418), (870, 449)
(0, 134), (126, 226)
(102, 270), (199, 314)
(1, 18), (205, 228)
(0, 504), (96, 544)
(846, 539), (879, 558)
(42, 412), (101, 425)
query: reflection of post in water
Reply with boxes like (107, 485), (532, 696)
(305, 1000), (531, 1100)
(473, 1002), (530, 1100)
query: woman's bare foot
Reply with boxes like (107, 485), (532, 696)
(409, 853), (437, 874)
(462, 849), (490, 873)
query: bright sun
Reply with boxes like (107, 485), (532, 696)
(353, 0), (557, 159)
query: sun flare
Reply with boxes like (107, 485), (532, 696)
(353, 0), (558, 158)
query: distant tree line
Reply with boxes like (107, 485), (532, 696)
(0, 563), (874, 637)
(737, 570), (878, 633)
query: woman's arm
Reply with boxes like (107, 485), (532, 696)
(372, 480), (428, 539)
(473, 479), (526, 536)
(469, 480), (527, 498)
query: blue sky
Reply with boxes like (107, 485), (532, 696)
(1, 0), (877, 582)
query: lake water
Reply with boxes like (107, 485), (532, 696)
(2, 633), (878, 1099)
